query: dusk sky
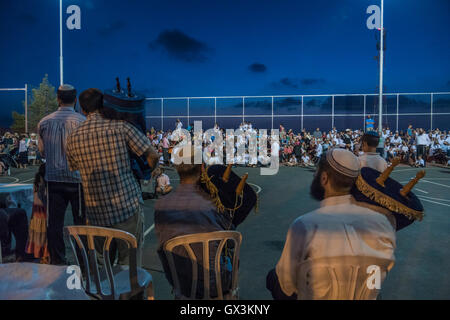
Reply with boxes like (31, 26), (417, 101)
(0, 0), (449, 128)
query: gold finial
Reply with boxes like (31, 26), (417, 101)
(222, 164), (232, 183)
(376, 157), (401, 187)
(400, 170), (426, 197)
(127, 77), (133, 97)
(236, 173), (248, 195)
(115, 77), (121, 93)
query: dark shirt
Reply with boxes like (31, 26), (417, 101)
(154, 183), (233, 298)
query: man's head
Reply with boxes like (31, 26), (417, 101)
(57, 84), (77, 106)
(174, 146), (202, 184)
(361, 131), (379, 152)
(310, 148), (360, 201)
(79, 88), (103, 115)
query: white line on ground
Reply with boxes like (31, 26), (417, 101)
(414, 188), (429, 194)
(418, 197), (450, 208)
(144, 224), (155, 237)
(421, 179), (450, 189)
(0, 177), (19, 184)
(248, 183), (262, 194)
(417, 195), (450, 203)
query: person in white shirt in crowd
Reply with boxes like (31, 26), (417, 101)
(416, 128), (431, 167)
(358, 131), (388, 172)
(266, 148), (396, 300)
(301, 152), (313, 167)
(391, 132), (402, 146)
(415, 155), (425, 168)
(175, 119), (183, 130)
(153, 167), (173, 195)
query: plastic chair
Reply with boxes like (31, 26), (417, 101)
(162, 231), (242, 300)
(64, 225), (154, 300)
(296, 255), (394, 300)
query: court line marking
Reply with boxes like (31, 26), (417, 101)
(421, 179), (450, 189)
(418, 197), (450, 208)
(144, 224), (155, 238)
(0, 177), (19, 184)
(248, 183), (262, 194)
(417, 195), (450, 203)
(414, 188), (429, 194)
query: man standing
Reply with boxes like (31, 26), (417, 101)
(359, 131), (388, 172)
(37, 84), (85, 265)
(66, 88), (159, 266)
(365, 115), (375, 132)
(266, 149), (395, 299)
(416, 128), (430, 167)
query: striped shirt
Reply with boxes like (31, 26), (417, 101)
(66, 113), (152, 226)
(37, 106), (86, 183)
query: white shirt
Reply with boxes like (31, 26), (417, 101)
(275, 195), (396, 298)
(416, 134), (431, 146)
(359, 152), (388, 172)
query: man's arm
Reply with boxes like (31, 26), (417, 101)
(37, 123), (45, 158)
(271, 220), (309, 299)
(123, 122), (159, 170)
(143, 146), (159, 170)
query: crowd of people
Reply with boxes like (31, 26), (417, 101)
(144, 121), (450, 169)
(0, 82), (443, 300)
(0, 132), (41, 174)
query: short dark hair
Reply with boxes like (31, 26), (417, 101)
(361, 133), (379, 148)
(57, 89), (77, 105)
(79, 88), (103, 114)
(317, 155), (357, 192)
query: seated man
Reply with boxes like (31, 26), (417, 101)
(154, 150), (235, 298)
(0, 194), (29, 261)
(266, 149), (396, 300)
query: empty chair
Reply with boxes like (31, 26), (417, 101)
(296, 255), (394, 300)
(64, 225), (153, 300)
(162, 231), (242, 300)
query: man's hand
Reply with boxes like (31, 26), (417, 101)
(144, 146), (160, 171)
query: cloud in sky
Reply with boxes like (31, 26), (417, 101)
(149, 29), (212, 63)
(248, 63), (267, 73)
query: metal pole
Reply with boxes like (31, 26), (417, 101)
(25, 84), (28, 133)
(60, 0), (64, 86)
(378, 0), (384, 132)
(430, 93), (433, 130)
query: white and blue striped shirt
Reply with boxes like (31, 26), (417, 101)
(38, 106), (86, 183)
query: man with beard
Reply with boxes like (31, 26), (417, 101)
(266, 148), (396, 300)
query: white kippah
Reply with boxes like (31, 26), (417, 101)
(326, 148), (360, 178)
(58, 84), (75, 91)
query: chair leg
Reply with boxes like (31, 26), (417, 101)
(145, 283), (155, 300)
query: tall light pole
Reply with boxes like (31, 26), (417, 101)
(378, 0), (384, 133)
(59, 0), (64, 86)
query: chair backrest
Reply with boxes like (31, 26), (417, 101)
(296, 255), (394, 300)
(162, 231), (242, 300)
(64, 225), (140, 300)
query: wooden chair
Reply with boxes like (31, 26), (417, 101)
(296, 256), (394, 300)
(64, 225), (154, 300)
(162, 231), (242, 300)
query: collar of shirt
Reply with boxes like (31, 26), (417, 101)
(319, 194), (353, 208)
(58, 106), (75, 112)
(86, 112), (102, 120)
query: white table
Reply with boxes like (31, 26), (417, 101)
(0, 262), (90, 300)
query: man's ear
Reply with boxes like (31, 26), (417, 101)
(320, 170), (328, 187)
